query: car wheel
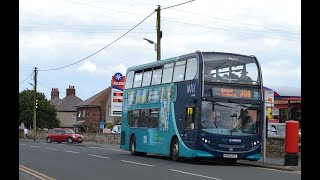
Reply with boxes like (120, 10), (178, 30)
(67, 137), (73, 144)
(78, 140), (83, 143)
(46, 137), (52, 143)
(171, 137), (180, 162)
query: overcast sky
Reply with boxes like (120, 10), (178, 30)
(19, 0), (301, 100)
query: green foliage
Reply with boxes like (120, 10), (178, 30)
(107, 122), (115, 129)
(19, 89), (60, 129)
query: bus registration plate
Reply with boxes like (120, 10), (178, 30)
(223, 154), (238, 158)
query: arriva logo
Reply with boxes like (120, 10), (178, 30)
(229, 139), (241, 142)
(187, 83), (196, 94)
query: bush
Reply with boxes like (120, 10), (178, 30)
(106, 122), (115, 129)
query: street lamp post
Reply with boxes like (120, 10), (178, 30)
(143, 38), (157, 59)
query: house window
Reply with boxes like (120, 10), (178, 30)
(73, 113), (77, 123)
(78, 111), (81, 117)
(83, 109), (86, 117)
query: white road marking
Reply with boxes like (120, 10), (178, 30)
(30, 145), (41, 148)
(88, 154), (110, 159)
(89, 146), (127, 152)
(45, 148), (58, 151)
(254, 167), (301, 174)
(121, 160), (154, 167)
(63, 150), (80, 154)
(20, 144), (26, 146)
(170, 169), (222, 180)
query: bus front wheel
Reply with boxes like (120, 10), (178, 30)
(171, 137), (180, 162)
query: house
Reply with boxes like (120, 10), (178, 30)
(74, 86), (119, 133)
(50, 86), (83, 129)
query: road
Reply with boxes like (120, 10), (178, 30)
(19, 140), (301, 180)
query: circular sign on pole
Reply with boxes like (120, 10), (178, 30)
(114, 72), (123, 82)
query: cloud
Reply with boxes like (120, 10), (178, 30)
(77, 61), (97, 73)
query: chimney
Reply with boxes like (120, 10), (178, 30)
(51, 88), (59, 99)
(66, 85), (75, 97)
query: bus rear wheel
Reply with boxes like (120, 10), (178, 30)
(130, 136), (146, 156)
(171, 137), (180, 162)
(130, 136), (137, 156)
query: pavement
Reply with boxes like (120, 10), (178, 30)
(237, 154), (301, 171)
(20, 139), (301, 172)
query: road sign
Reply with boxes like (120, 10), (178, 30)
(100, 120), (104, 129)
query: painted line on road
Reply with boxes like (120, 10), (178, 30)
(170, 169), (222, 180)
(121, 160), (154, 167)
(89, 146), (127, 152)
(30, 145), (41, 148)
(254, 167), (301, 175)
(88, 154), (110, 159)
(19, 144), (26, 146)
(45, 148), (58, 151)
(19, 165), (55, 180)
(63, 150), (80, 154)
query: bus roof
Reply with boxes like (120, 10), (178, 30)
(126, 51), (257, 73)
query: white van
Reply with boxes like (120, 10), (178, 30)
(267, 123), (285, 139)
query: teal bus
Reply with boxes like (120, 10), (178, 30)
(120, 51), (264, 163)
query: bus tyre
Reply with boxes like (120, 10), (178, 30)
(171, 137), (180, 162)
(130, 136), (137, 156)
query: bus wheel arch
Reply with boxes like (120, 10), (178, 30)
(170, 136), (180, 162)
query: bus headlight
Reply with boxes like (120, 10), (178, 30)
(251, 141), (259, 146)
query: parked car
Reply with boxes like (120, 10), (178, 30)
(111, 124), (121, 134)
(267, 123), (285, 139)
(46, 128), (83, 143)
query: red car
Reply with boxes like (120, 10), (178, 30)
(46, 128), (83, 143)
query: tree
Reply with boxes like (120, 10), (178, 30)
(19, 89), (60, 129)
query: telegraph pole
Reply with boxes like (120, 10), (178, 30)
(33, 67), (37, 141)
(156, 5), (161, 61)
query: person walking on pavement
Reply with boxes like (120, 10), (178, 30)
(24, 127), (29, 140)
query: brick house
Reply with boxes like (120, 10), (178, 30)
(74, 86), (120, 133)
(50, 86), (83, 129)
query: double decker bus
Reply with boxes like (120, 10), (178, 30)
(120, 51), (264, 163)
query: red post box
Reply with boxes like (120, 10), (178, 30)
(284, 120), (299, 166)
(285, 120), (299, 153)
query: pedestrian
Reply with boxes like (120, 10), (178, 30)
(24, 127), (29, 140)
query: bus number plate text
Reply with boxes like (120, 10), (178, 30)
(223, 154), (238, 158)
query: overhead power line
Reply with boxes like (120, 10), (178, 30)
(162, 19), (299, 42)
(161, 0), (196, 10)
(38, 10), (155, 72)
(164, 8), (300, 35)
(19, 71), (34, 85)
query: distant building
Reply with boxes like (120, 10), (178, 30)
(50, 86), (83, 129)
(74, 86), (119, 133)
(263, 86), (301, 126)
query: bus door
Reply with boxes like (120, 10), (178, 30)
(147, 108), (161, 154)
(182, 106), (198, 149)
(136, 109), (149, 152)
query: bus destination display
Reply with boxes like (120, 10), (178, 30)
(211, 87), (259, 99)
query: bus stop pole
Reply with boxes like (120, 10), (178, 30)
(263, 102), (266, 163)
